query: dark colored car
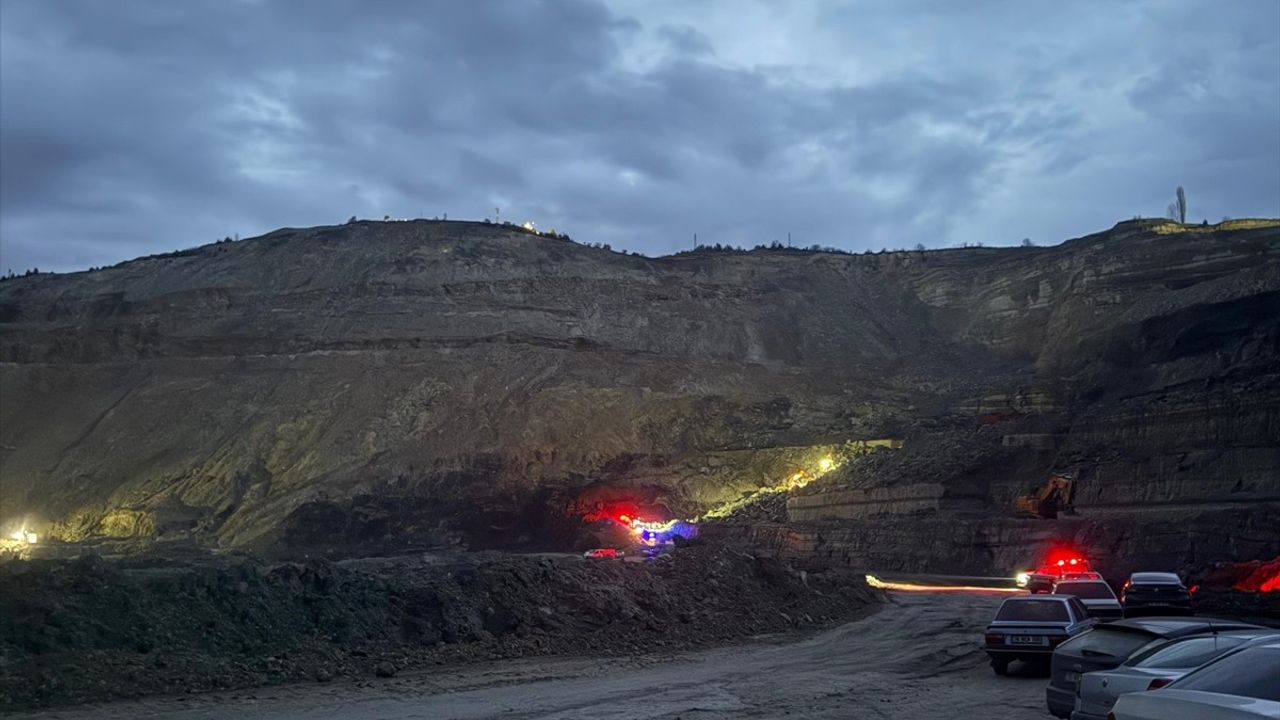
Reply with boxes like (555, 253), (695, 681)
(1109, 637), (1280, 719)
(1044, 616), (1265, 718)
(1121, 572), (1193, 616)
(1053, 579), (1123, 620)
(984, 594), (1096, 675)
(1072, 630), (1279, 720)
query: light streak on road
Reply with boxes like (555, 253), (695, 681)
(866, 574), (1025, 594)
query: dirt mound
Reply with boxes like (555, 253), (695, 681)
(0, 545), (880, 710)
(1197, 556), (1280, 593)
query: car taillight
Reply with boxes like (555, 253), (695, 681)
(1048, 635), (1066, 647)
(1106, 714), (1116, 720)
(985, 632), (1003, 645)
(1147, 677), (1174, 690)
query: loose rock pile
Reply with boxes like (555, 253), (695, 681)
(0, 544), (879, 710)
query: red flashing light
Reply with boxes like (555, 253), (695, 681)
(1261, 570), (1280, 593)
(1038, 549), (1091, 577)
(1228, 557), (1280, 592)
(618, 515), (631, 524)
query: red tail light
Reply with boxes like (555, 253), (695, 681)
(1147, 677), (1174, 690)
(985, 632), (1003, 645)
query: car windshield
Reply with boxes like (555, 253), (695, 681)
(1056, 627), (1160, 660)
(1130, 635), (1250, 669)
(1171, 646), (1280, 700)
(995, 599), (1068, 622)
(1054, 582), (1115, 599)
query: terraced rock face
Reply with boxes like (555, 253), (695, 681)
(779, 220), (1280, 574)
(0, 218), (1277, 563)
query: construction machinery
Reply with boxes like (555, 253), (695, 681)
(1016, 474), (1075, 519)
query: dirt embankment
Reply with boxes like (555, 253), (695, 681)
(0, 545), (880, 711)
(1, 592), (1054, 720)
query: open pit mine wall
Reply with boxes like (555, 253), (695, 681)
(0, 218), (1277, 556)
(757, 220), (1280, 576)
(757, 385), (1280, 579)
(705, 506), (1280, 585)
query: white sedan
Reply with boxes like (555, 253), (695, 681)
(1110, 637), (1280, 719)
(1073, 630), (1277, 719)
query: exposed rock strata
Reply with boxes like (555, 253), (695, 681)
(1, 219), (1277, 565)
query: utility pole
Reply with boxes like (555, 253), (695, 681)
(693, 233), (697, 249)
(495, 207), (501, 223)
(787, 232), (791, 248)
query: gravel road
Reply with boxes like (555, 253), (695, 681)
(13, 591), (1054, 720)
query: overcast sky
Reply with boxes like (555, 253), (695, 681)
(1, 0), (1277, 273)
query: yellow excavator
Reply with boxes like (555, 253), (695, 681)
(1016, 474), (1075, 519)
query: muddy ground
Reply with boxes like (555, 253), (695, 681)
(6, 592), (1088, 720)
(0, 545), (879, 712)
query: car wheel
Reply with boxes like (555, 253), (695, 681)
(990, 658), (1010, 676)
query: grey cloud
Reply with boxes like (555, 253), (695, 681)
(656, 25), (715, 57)
(0, 0), (1276, 273)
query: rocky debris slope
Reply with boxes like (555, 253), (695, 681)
(0, 545), (879, 710)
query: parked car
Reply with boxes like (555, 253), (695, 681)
(1121, 572), (1193, 616)
(1053, 579), (1123, 620)
(1045, 616), (1265, 718)
(984, 594), (1096, 675)
(1071, 630), (1279, 720)
(1109, 637), (1280, 719)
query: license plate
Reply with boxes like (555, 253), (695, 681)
(1010, 635), (1047, 646)
(1064, 671), (1080, 685)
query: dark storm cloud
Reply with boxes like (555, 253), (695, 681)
(1, 0), (1277, 272)
(656, 25), (715, 58)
